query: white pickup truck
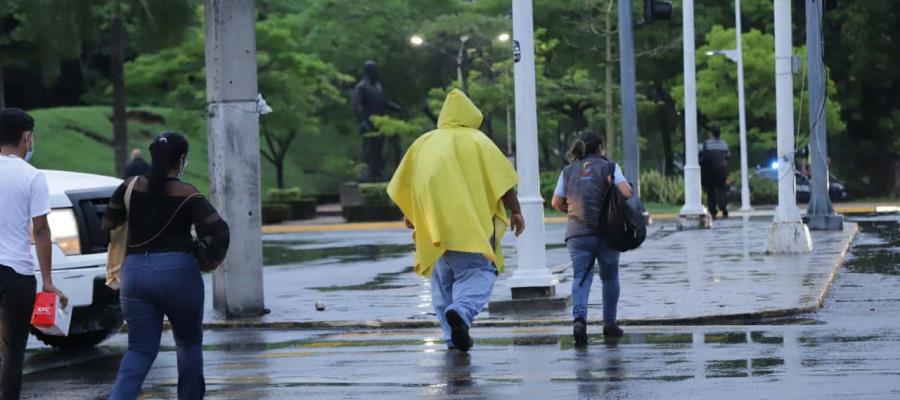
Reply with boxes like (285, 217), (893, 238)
(32, 170), (124, 349)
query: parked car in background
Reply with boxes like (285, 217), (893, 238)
(32, 170), (123, 349)
(753, 165), (850, 203)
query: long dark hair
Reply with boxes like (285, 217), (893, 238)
(148, 131), (189, 201)
(568, 131), (603, 161)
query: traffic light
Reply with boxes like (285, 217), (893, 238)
(644, 0), (673, 22)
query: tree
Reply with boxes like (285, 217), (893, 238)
(126, 14), (350, 189)
(674, 26), (844, 169)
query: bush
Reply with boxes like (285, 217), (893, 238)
(342, 182), (403, 222)
(358, 183), (394, 206)
(267, 187), (302, 202)
(261, 203), (291, 224)
(540, 170), (560, 204)
(749, 174), (778, 204)
(729, 172), (779, 205)
(640, 170), (684, 204)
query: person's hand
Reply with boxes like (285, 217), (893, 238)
(403, 216), (415, 230)
(509, 212), (525, 237)
(42, 282), (68, 309)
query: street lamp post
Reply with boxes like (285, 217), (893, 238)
(707, 51), (751, 211)
(734, 0), (752, 212)
(766, 0), (812, 253)
(505, 0), (559, 299)
(679, 0), (711, 229)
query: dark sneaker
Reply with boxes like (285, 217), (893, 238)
(722, 210), (729, 218)
(446, 309), (473, 352)
(603, 324), (624, 338)
(573, 317), (588, 346)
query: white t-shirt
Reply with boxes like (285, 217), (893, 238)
(0, 155), (50, 276)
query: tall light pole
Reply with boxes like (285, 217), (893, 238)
(804, 0), (842, 231)
(766, 0), (812, 253)
(678, 0), (711, 229)
(618, 0), (640, 192)
(505, 0), (559, 299)
(734, 0), (752, 212)
(205, 0), (265, 317)
(706, 48), (751, 211)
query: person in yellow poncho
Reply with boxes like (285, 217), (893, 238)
(388, 89), (524, 353)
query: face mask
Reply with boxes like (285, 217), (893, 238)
(24, 132), (35, 162)
(177, 157), (188, 179)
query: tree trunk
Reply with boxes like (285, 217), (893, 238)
(275, 159), (285, 189)
(111, 0), (128, 176)
(604, 0), (616, 159)
(482, 113), (493, 139)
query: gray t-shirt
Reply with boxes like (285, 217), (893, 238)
(0, 155), (50, 275)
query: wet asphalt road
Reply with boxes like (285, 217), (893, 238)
(20, 214), (900, 399)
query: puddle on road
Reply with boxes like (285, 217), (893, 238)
(844, 215), (900, 275)
(311, 266), (416, 292)
(263, 242), (414, 266)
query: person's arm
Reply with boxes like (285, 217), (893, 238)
(502, 189), (525, 237)
(550, 171), (568, 212)
(32, 215), (67, 306)
(612, 164), (633, 199)
(551, 195), (568, 213)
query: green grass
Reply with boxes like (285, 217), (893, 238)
(30, 106), (213, 194)
(28, 106), (355, 197)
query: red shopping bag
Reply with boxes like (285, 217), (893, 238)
(31, 292), (71, 336)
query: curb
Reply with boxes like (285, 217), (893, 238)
(262, 205), (893, 234)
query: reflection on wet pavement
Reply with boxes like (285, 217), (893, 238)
(20, 214), (900, 399)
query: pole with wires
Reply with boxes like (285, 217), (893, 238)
(765, 0), (812, 253)
(804, 0), (843, 230)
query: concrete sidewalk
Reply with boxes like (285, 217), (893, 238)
(204, 217), (859, 329)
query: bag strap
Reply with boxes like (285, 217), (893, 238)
(123, 176), (138, 215)
(129, 192), (203, 248)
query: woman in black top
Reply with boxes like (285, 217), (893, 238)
(102, 132), (229, 400)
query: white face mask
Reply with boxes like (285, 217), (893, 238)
(24, 132), (35, 162)
(177, 157), (188, 179)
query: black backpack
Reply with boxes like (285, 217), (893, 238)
(599, 163), (647, 252)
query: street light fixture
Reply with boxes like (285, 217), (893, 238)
(410, 35), (424, 46)
(498, 32), (510, 42)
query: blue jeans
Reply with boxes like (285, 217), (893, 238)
(109, 252), (205, 400)
(431, 251), (498, 346)
(567, 235), (620, 324)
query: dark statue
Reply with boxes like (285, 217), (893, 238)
(352, 60), (401, 181)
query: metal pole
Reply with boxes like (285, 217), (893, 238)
(804, 0), (842, 230)
(205, 0), (266, 317)
(506, 0), (558, 294)
(618, 0), (639, 193)
(678, 0), (710, 228)
(766, 0), (812, 253)
(735, 0), (752, 212)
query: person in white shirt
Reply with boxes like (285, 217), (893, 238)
(0, 108), (66, 400)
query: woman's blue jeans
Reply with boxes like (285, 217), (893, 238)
(567, 235), (621, 325)
(109, 252), (205, 400)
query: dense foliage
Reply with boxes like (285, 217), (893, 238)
(2, 0), (898, 197)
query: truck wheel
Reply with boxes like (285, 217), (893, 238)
(31, 328), (116, 350)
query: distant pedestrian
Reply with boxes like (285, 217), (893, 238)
(388, 89), (523, 353)
(103, 132), (230, 400)
(700, 126), (731, 219)
(551, 132), (632, 345)
(123, 148), (151, 179)
(0, 108), (68, 400)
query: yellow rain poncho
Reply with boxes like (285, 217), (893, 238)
(387, 89), (519, 277)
